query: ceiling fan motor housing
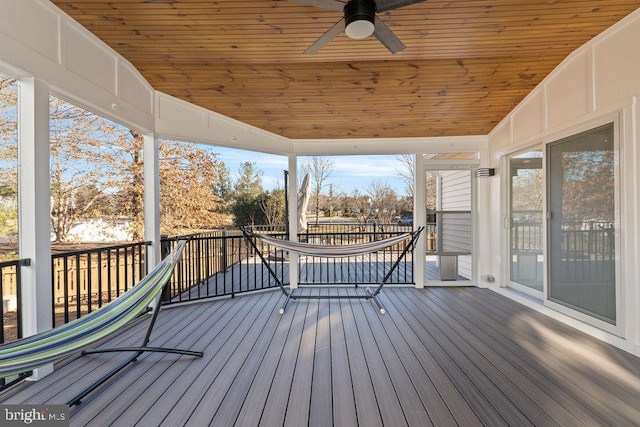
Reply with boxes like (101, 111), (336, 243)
(344, 0), (377, 39)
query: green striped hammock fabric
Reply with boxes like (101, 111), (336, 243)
(0, 240), (186, 378)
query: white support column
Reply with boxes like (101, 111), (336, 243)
(18, 77), (53, 379)
(287, 154), (299, 289)
(413, 153), (426, 288)
(476, 149), (491, 288)
(143, 133), (161, 267)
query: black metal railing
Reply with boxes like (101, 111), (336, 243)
(296, 229), (414, 286)
(512, 220), (614, 255)
(161, 229), (288, 303)
(2, 219), (616, 347)
(5, 224), (427, 333)
(51, 241), (151, 327)
(511, 219), (615, 284)
(557, 221), (615, 283)
(0, 258), (29, 344)
(160, 223), (422, 305)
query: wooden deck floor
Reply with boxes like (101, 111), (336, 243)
(2, 287), (639, 426)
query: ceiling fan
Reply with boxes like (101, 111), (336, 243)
(291, 0), (425, 54)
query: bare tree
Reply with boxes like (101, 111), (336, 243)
(302, 156), (334, 225)
(395, 154), (414, 198)
(396, 154), (439, 215)
(158, 138), (226, 236)
(49, 97), (114, 241)
(0, 74), (18, 247)
(261, 188), (286, 227)
(348, 189), (373, 231)
(49, 97), (227, 241)
(366, 180), (399, 224)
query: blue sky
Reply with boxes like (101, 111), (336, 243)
(211, 146), (408, 196)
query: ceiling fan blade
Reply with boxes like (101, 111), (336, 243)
(305, 19), (346, 54)
(373, 16), (405, 53)
(288, 0), (345, 12)
(375, 0), (425, 12)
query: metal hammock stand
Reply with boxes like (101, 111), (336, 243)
(0, 240), (203, 407)
(241, 227), (424, 314)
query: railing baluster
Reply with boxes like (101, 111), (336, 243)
(107, 249), (112, 303)
(115, 247), (121, 298)
(124, 246), (130, 293)
(46, 241), (151, 326)
(87, 252), (92, 314)
(97, 251), (103, 308)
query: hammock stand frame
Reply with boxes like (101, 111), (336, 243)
(242, 227), (424, 315)
(66, 240), (203, 406)
(0, 241), (202, 406)
(66, 291), (203, 406)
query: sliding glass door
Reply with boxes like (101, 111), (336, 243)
(547, 123), (616, 324)
(509, 150), (543, 293)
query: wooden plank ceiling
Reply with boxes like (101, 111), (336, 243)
(51, 0), (640, 140)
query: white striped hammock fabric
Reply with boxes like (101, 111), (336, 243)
(252, 231), (413, 258)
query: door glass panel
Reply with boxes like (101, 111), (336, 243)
(509, 150), (543, 292)
(547, 123), (616, 323)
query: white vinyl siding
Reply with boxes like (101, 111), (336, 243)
(440, 170), (472, 279)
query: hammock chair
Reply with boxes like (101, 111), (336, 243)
(242, 227), (423, 314)
(0, 239), (203, 406)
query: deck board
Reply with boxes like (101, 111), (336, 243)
(372, 292), (460, 426)
(419, 289), (579, 426)
(443, 288), (640, 424)
(75, 298), (241, 425)
(308, 288), (333, 427)
(386, 290), (518, 426)
(221, 304), (295, 426)
(83, 302), (214, 426)
(348, 289), (410, 426)
(376, 291), (482, 427)
(160, 292), (280, 427)
(253, 297), (309, 427)
(431, 288), (633, 425)
(2, 287), (639, 427)
(188, 292), (284, 427)
(283, 288), (319, 427)
(328, 290), (358, 427)
(337, 288), (383, 427)
(358, 289), (433, 427)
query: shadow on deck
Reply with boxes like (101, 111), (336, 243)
(1, 287), (639, 426)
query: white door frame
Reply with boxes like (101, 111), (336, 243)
(416, 159), (479, 287)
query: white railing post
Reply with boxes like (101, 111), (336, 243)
(288, 154), (299, 290)
(143, 133), (161, 268)
(144, 133), (162, 310)
(414, 153), (426, 288)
